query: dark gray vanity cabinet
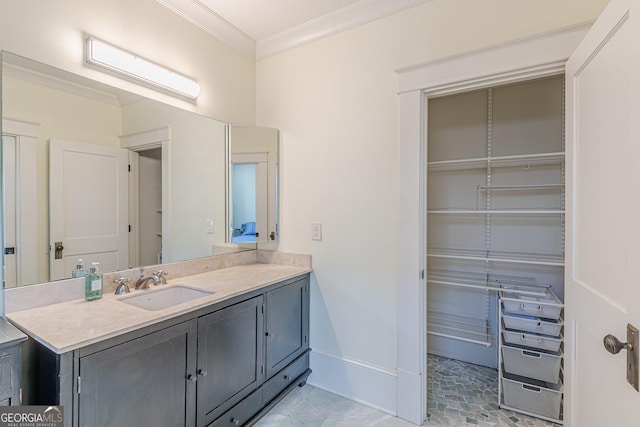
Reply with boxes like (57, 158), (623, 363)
(77, 321), (197, 427)
(0, 319), (27, 406)
(19, 273), (311, 427)
(197, 296), (264, 426)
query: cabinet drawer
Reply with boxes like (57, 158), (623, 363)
(501, 290), (563, 320)
(502, 372), (563, 420)
(502, 329), (563, 352)
(0, 353), (14, 399)
(209, 387), (262, 427)
(502, 313), (562, 337)
(263, 352), (309, 405)
(502, 344), (562, 384)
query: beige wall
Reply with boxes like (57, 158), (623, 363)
(256, 0), (609, 374)
(0, 0), (255, 124)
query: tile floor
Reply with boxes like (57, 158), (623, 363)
(255, 354), (561, 427)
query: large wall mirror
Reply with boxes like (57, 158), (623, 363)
(1, 51), (278, 289)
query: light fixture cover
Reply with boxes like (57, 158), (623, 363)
(85, 36), (200, 99)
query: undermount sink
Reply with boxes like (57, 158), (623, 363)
(119, 285), (214, 311)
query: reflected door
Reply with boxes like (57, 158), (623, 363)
(2, 131), (38, 287)
(49, 139), (129, 280)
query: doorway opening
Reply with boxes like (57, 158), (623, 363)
(137, 148), (163, 266)
(425, 76), (565, 425)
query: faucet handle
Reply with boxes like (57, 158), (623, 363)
(154, 270), (168, 285)
(114, 277), (131, 295)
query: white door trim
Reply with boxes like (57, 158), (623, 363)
(396, 23), (591, 425)
(2, 118), (39, 138)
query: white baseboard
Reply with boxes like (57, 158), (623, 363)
(306, 350), (398, 415)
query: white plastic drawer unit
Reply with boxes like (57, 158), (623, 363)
(502, 313), (563, 337)
(502, 373), (563, 420)
(502, 329), (563, 352)
(502, 344), (562, 384)
(501, 288), (563, 320)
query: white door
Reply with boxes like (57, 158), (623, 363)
(3, 135), (18, 287)
(2, 131), (38, 287)
(565, 0), (640, 425)
(49, 139), (129, 280)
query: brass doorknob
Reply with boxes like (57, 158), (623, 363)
(603, 334), (633, 354)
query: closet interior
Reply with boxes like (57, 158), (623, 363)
(426, 75), (565, 424)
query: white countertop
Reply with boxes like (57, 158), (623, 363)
(8, 263), (311, 354)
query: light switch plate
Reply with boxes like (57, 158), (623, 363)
(206, 218), (214, 234)
(311, 223), (322, 241)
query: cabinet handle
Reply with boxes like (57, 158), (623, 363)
(230, 418), (240, 425)
(265, 332), (272, 337)
(284, 375), (291, 381)
(186, 374), (197, 383)
(198, 369), (208, 377)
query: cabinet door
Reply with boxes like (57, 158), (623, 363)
(197, 296), (264, 426)
(78, 321), (196, 427)
(265, 278), (309, 378)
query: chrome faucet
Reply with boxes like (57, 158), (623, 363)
(135, 267), (159, 290)
(114, 277), (131, 295)
(154, 270), (168, 285)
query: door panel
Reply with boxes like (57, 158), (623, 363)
(265, 279), (309, 378)
(49, 139), (129, 280)
(565, 0), (640, 425)
(196, 296), (263, 426)
(78, 322), (195, 427)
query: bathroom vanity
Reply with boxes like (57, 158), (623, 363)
(8, 263), (310, 427)
(0, 319), (26, 406)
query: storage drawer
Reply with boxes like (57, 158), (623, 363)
(502, 373), (563, 420)
(502, 329), (563, 352)
(502, 344), (562, 384)
(501, 291), (563, 320)
(209, 387), (263, 427)
(263, 351), (309, 405)
(502, 313), (562, 337)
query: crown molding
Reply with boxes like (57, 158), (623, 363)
(157, 0), (432, 60)
(157, 0), (256, 57)
(257, 0), (432, 59)
(3, 62), (125, 106)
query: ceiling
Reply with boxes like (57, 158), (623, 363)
(157, 0), (432, 59)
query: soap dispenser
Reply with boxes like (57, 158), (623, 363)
(85, 262), (103, 301)
(72, 259), (88, 278)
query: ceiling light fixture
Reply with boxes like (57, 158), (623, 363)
(85, 36), (200, 100)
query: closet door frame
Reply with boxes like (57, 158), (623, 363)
(395, 22), (591, 425)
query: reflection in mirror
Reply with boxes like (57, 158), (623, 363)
(227, 125), (279, 244)
(1, 51), (254, 288)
